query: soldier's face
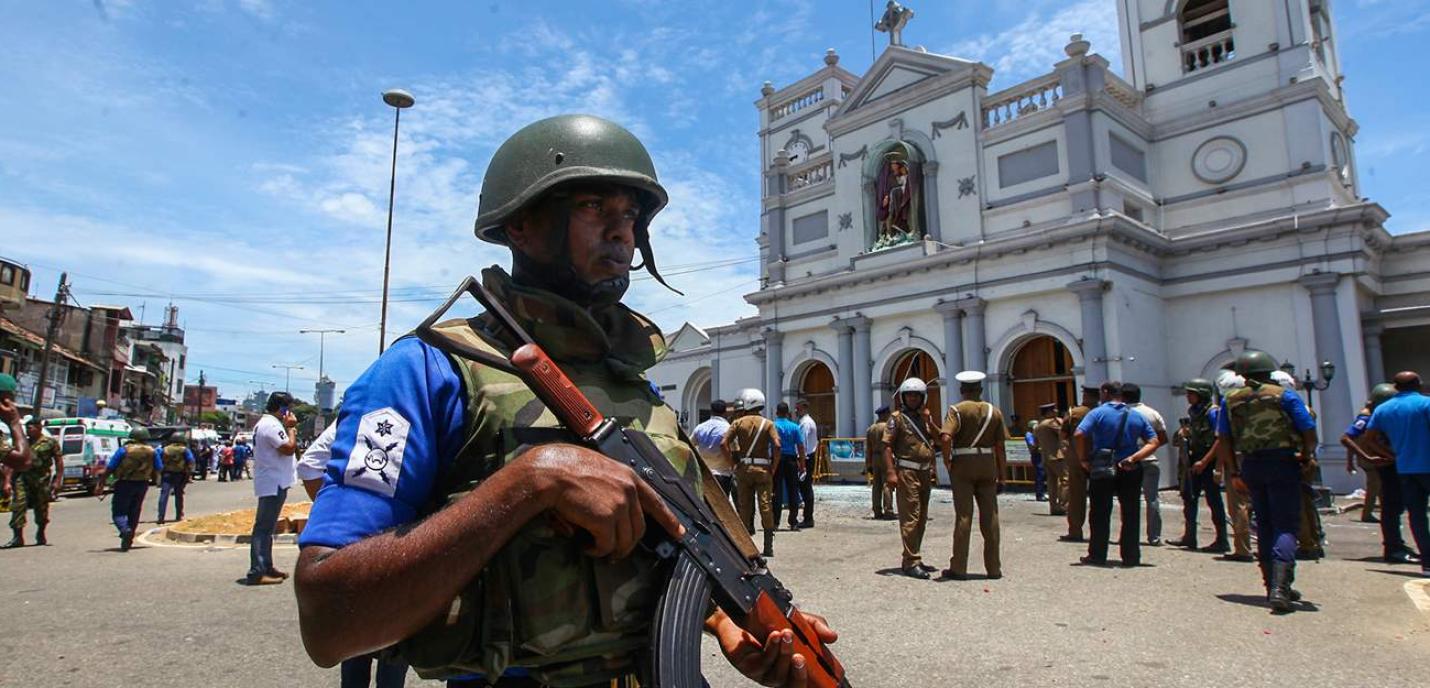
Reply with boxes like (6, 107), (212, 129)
(509, 185), (639, 285)
(27, 423), (41, 440)
(901, 392), (923, 409)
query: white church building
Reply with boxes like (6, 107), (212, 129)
(648, 0), (1430, 493)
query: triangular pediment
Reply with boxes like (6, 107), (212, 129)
(665, 322), (710, 352)
(833, 46), (983, 120)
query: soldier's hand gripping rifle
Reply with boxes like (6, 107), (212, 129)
(417, 275), (850, 688)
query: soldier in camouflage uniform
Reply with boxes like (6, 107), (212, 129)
(0, 374), (32, 473)
(5, 416), (62, 548)
(1216, 351), (1318, 612)
(293, 115), (834, 687)
(1169, 379), (1228, 552)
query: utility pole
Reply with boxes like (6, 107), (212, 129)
(272, 364), (304, 395)
(299, 328), (345, 381)
(32, 272), (70, 412)
(190, 369), (206, 423)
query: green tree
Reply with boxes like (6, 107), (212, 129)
(199, 410), (231, 431)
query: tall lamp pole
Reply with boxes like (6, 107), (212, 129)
(272, 364), (304, 396)
(378, 88), (415, 354)
(298, 328), (345, 382)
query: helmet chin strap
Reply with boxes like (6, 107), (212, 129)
(510, 206), (632, 309)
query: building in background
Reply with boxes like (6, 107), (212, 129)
(183, 383), (219, 418)
(649, 0), (1430, 494)
(314, 375), (336, 413)
(130, 304), (188, 417)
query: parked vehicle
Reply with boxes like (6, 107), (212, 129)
(45, 418), (131, 495)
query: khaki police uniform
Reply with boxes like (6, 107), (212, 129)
(884, 406), (937, 569)
(728, 414), (780, 536)
(1225, 453), (1254, 558)
(1034, 417), (1068, 515)
(1064, 404), (1093, 537)
(866, 421), (893, 518)
(942, 400), (1007, 577)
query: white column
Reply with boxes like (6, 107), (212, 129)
(830, 319), (856, 437)
(1363, 321), (1386, 386)
(851, 316), (873, 431)
(1298, 272), (1353, 459)
(1068, 278), (1108, 385)
(955, 296), (987, 372)
(934, 300), (965, 377)
(764, 329), (784, 412)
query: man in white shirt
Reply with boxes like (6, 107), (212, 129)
(1123, 383), (1169, 546)
(247, 391), (298, 586)
(795, 398), (819, 529)
(690, 400), (735, 502)
(299, 420), (337, 501)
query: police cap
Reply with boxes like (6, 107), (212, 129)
(954, 370), (986, 386)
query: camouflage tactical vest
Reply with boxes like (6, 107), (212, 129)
(27, 436), (59, 477)
(1225, 384), (1298, 454)
(114, 442), (157, 482)
(162, 444), (189, 474)
(392, 268), (698, 687)
(1186, 404), (1218, 455)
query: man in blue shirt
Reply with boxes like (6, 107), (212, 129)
(106, 428), (164, 551)
(230, 438), (252, 481)
(1075, 381), (1160, 567)
(1215, 351), (1317, 611)
(772, 402), (807, 531)
(1365, 371), (1430, 578)
(691, 399), (734, 501)
(1342, 383), (1416, 564)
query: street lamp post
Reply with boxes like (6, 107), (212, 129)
(1281, 360), (1336, 410)
(299, 328), (346, 382)
(378, 88), (415, 354)
(272, 364), (304, 396)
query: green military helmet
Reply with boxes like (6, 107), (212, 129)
(128, 426), (150, 442)
(475, 114), (669, 245)
(1184, 378), (1215, 399)
(1235, 350), (1280, 377)
(0, 372), (16, 394)
(1368, 383), (1397, 409)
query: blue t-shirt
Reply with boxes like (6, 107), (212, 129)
(1367, 391), (1430, 474)
(1215, 387), (1315, 437)
(232, 443), (253, 464)
(1344, 413), (1371, 439)
(1075, 402), (1156, 461)
(774, 417), (804, 458)
(300, 337), (468, 549)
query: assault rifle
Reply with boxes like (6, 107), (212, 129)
(417, 275), (850, 688)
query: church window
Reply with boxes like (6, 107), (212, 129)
(1180, 0), (1235, 74)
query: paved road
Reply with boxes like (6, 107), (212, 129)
(2, 479), (1426, 687)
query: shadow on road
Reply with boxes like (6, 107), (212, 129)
(1366, 568), (1426, 578)
(1216, 593), (1320, 613)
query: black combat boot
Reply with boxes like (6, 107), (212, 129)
(120, 530), (134, 552)
(2, 528), (23, 549)
(35, 524), (47, 546)
(1268, 561), (1295, 612)
(762, 531), (775, 558)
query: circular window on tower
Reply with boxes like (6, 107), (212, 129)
(1330, 131), (1349, 182)
(1191, 136), (1247, 184)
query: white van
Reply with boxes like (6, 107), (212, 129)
(44, 418), (131, 495)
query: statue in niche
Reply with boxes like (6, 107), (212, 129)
(872, 150), (922, 250)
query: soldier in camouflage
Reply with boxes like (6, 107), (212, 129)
(5, 416), (62, 548)
(1168, 379), (1228, 552)
(1215, 351), (1318, 612)
(293, 115), (834, 687)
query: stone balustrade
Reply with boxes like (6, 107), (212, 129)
(771, 86), (825, 121)
(1103, 74), (1141, 109)
(1181, 29), (1235, 74)
(982, 75), (1063, 129)
(787, 157), (833, 191)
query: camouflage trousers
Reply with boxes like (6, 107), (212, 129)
(9, 472), (52, 530)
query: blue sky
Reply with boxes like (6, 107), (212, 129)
(3, 0), (1427, 401)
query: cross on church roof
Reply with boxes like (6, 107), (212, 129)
(875, 1), (914, 47)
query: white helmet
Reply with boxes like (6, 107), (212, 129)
(1270, 370), (1298, 390)
(735, 388), (766, 412)
(897, 377), (927, 397)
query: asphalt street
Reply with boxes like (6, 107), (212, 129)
(2, 478), (1426, 687)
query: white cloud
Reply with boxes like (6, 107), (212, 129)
(945, 0), (1123, 87)
(236, 0), (276, 22)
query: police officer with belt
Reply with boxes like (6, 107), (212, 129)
(939, 371), (1007, 580)
(884, 377), (939, 579)
(1060, 385), (1100, 542)
(292, 115), (833, 686)
(1033, 403), (1068, 516)
(722, 388), (781, 557)
(866, 405), (895, 519)
(5, 416), (61, 548)
(106, 427), (163, 551)
(1216, 351), (1317, 612)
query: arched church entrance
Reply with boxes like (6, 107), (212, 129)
(1006, 335), (1076, 429)
(796, 361), (836, 439)
(683, 368), (712, 431)
(888, 349), (942, 415)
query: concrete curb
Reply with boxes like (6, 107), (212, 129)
(1405, 580), (1430, 614)
(156, 527), (298, 547)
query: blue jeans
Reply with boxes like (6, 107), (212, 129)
(1241, 455), (1302, 584)
(1400, 472), (1430, 573)
(1030, 452), (1046, 500)
(110, 480), (149, 536)
(157, 473), (187, 522)
(248, 488), (288, 579)
(340, 654), (408, 688)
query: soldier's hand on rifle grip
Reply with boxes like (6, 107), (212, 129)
(709, 607), (839, 688)
(523, 443), (684, 559)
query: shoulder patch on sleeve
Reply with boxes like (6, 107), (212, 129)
(344, 407), (410, 498)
